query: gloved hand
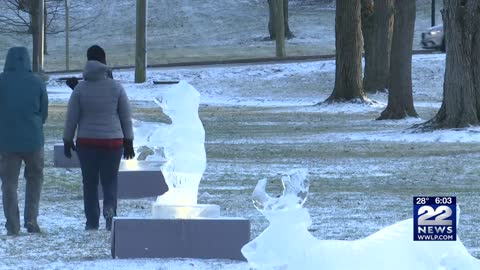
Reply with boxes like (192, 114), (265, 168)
(63, 140), (76, 158)
(66, 77), (79, 90)
(123, 139), (135, 160)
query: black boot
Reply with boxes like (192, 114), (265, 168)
(24, 221), (41, 233)
(106, 217), (112, 231)
(85, 224), (99, 231)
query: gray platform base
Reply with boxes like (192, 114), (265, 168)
(111, 217), (251, 260)
(54, 143), (167, 199)
(54, 144), (80, 168)
(100, 169), (168, 199)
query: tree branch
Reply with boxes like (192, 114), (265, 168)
(0, 0), (105, 36)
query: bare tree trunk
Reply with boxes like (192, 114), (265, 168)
(135, 0), (147, 83)
(378, 0), (417, 119)
(20, 0), (43, 71)
(274, 0), (286, 57)
(37, 0), (45, 72)
(268, 0), (294, 39)
(65, 0), (70, 70)
(422, 0), (480, 128)
(283, 0), (294, 38)
(325, 0), (365, 102)
(32, 30), (39, 71)
(363, 0), (394, 93)
(44, 6), (48, 55)
(361, 0), (374, 83)
(31, 3), (39, 72)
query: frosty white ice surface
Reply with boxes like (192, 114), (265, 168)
(242, 169), (480, 270)
(252, 168), (309, 211)
(154, 81), (206, 206)
(243, 169), (318, 269)
(132, 81), (207, 206)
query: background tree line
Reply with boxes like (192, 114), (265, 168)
(0, 0), (103, 71)
(2, 0), (479, 130)
(329, 0), (480, 129)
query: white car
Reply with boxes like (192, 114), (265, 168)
(421, 25), (445, 51)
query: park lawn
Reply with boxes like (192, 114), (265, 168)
(1, 100), (479, 269)
(1, 52), (479, 269)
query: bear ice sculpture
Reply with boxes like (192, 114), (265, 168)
(131, 81), (219, 218)
(241, 169), (480, 270)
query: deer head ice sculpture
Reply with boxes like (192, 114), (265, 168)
(242, 169), (480, 270)
(242, 168), (319, 269)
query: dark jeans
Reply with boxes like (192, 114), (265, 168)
(0, 149), (44, 233)
(76, 145), (122, 228)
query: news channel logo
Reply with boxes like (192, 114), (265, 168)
(413, 196), (456, 241)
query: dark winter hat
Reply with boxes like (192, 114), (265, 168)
(86, 45), (106, 64)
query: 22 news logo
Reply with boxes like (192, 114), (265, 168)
(413, 196), (456, 241)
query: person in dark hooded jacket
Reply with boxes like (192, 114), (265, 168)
(63, 45), (135, 231)
(0, 47), (48, 236)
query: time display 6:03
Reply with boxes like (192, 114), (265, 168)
(435, 197), (453, 205)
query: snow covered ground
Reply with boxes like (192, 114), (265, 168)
(48, 53), (446, 106)
(0, 0), (443, 71)
(2, 53), (480, 269)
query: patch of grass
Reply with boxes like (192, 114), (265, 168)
(3, 80), (480, 268)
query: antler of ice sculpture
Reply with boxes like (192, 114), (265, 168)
(243, 169), (318, 269)
(253, 168), (309, 212)
(243, 170), (480, 270)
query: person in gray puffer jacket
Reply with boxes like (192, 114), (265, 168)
(65, 45), (113, 90)
(63, 45), (135, 231)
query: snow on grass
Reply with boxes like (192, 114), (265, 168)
(209, 122), (480, 145)
(0, 258), (248, 270)
(47, 53), (445, 109)
(4, 53), (480, 270)
(271, 100), (387, 113)
(206, 116), (424, 145)
(325, 126), (480, 144)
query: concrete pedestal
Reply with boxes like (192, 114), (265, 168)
(100, 161), (168, 199)
(54, 144), (167, 199)
(111, 217), (250, 260)
(54, 144), (80, 168)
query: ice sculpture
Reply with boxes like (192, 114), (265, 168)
(242, 169), (480, 270)
(131, 81), (219, 218)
